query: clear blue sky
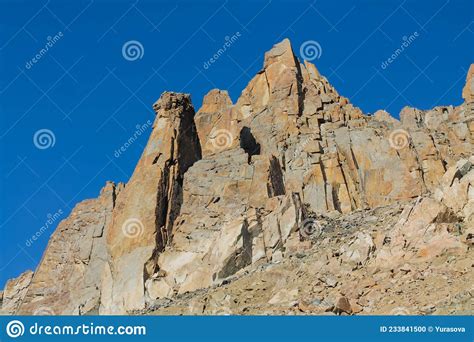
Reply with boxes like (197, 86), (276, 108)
(0, 0), (472, 287)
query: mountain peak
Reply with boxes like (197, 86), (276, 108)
(152, 92), (192, 117)
(3, 39), (473, 316)
(264, 38), (298, 69)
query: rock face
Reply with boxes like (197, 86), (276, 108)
(2, 39), (472, 315)
(100, 92), (201, 314)
(376, 158), (474, 267)
(1, 270), (33, 314)
(16, 182), (118, 315)
(143, 158), (473, 316)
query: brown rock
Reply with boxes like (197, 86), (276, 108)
(4, 39), (473, 316)
(334, 296), (352, 314)
(102, 92), (201, 314)
(1, 270), (33, 314)
(17, 182), (118, 315)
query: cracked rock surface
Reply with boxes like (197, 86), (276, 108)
(2, 39), (473, 315)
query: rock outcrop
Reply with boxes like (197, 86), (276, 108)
(144, 159), (473, 315)
(15, 182), (118, 315)
(100, 92), (201, 314)
(1, 270), (33, 315)
(376, 158), (474, 267)
(2, 39), (472, 315)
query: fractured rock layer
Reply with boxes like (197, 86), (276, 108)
(3, 39), (473, 315)
(101, 92), (201, 314)
(16, 182), (117, 315)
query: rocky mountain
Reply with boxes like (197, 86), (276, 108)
(1, 39), (473, 315)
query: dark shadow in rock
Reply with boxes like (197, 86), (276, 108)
(239, 126), (260, 163)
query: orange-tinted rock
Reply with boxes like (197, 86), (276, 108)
(4, 39), (472, 315)
(1, 270), (33, 314)
(17, 182), (118, 315)
(101, 92), (201, 313)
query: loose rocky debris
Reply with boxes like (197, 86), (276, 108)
(143, 191), (473, 315)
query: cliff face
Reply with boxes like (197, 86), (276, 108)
(101, 92), (202, 314)
(3, 39), (473, 315)
(14, 182), (118, 315)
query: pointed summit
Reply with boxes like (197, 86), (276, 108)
(264, 38), (298, 69)
(198, 89), (233, 114)
(102, 91), (201, 313)
(195, 89), (238, 157)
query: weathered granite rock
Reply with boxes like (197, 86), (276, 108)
(334, 296), (352, 314)
(376, 158), (474, 268)
(16, 182), (118, 315)
(339, 231), (375, 266)
(194, 89), (237, 157)
(100, 92), (201, 314)
(1, 270), (33, 315)
(3, 40), (472, 315)
(153, 149), (301, 297)
(144, 189), (473, 316)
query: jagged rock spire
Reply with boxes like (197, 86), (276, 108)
(101, 92), (201, 314)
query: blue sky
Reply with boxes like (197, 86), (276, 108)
(0, 0), (472, 287)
